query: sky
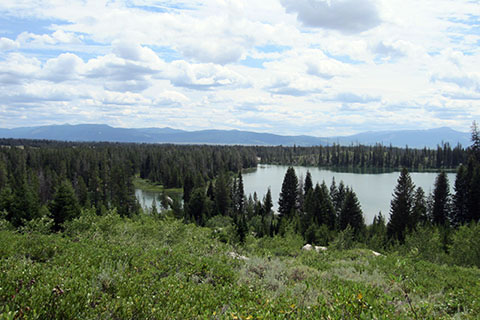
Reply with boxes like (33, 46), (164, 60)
(0, 0), (479, 136)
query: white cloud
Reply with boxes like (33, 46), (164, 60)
(280, 0), (381, 33)
(0, 0), (479, 134)
(0, 37), (19, 51)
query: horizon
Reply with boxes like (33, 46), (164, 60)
(0, 1), (479, 136)
(0, 123), (471, 138)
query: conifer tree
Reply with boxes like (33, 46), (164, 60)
(338, 188), (365, 240)
(453, 165), (469, 226)
(304, 171), (313, 195)
(49, 179), (80, 230)
(432, 171), (450, 226)
(278, 167), (298, 219)
(412, 187), (427, 225)
(214, 172), (231, 216)
(387, 168), (415, 243)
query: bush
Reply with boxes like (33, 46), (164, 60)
(402, 225), (447, 264)
(449, 223), (480, 268)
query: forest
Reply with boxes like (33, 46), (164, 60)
(1, 126), (480, 318)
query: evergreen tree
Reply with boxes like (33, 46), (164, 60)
(233, 172), (245, 215)
(338, 188), (365, 240)
(49, 179), (80, 230)
(278, 167), (298, 219)
(432, 171), (450, 226)
(453, 164), (469, 226)
(214, 172), (231, 216)
(412, 187), (427, 225)
(470, 121), (480, 160)
(319, 181), (336, 229)
(467, 164), (480, 222)
(304, 171), (313, 195)
(387, 168), (415, 243)
(332, 180), (346, 216)
(263, 188), (273, 216)
(187, 188), (206, 226)
(183, 174), (194, 204)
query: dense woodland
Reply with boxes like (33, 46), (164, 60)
(0, 124), (478, 249)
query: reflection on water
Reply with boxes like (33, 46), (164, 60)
(135, 189), (162, 212)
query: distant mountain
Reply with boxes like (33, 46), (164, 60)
(338, 127), (470, 148)
(0, 124), (471, 148)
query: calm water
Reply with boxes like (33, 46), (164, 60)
(135, 165), (456, 224)
(135, 189), (162, 212)
(242, 165), (456, 224)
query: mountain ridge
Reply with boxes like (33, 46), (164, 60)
(0, 124), (471, 148)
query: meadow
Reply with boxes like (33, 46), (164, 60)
(1, 210), (479, 319)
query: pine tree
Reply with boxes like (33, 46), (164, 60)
(412, 187), (427, 225)
(187, 188), (206, 226)
(304, 171), (313, 195)
(453, 165), (469, 226)
(387, 168), (415, 243)
(471, 121), (480, 160)
(183, 174), (194, 204)
(278, 167), (298, 219)
(432, 171), (450, 226)
(338, 188), (365, 240)
(214, 172), (231, 216)
(233, 172), (245, 215)
(49, 179), (80, 230)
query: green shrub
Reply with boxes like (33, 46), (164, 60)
(449, 223), (480, 268)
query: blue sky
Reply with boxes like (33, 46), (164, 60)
(0, 0), (479, 136)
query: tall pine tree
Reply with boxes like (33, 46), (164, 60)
(387, 168), (415, 243)
(278, 167), (298, 219)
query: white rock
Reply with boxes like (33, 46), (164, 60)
(302, 244), (313, 251)
(371, 250), (382, 257)
(315, 246), (327, 252)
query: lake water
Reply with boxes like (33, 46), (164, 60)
(135, 165), (456, 224)
(242, 165), (456, 224)
(135, 189), (162, 212)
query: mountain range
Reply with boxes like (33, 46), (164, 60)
(0, 124), (471, 149)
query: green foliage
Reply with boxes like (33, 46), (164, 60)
(449, 223), (480, 268)
(1, 216), (480, 319)
(278, 166), (298, 219)
(402, 225), (447, 263)
(387, 167), (416, 243)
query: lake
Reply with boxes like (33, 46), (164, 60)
(242, 165), (456, 224)
(136, 165), (457, 224)
(135, 189), (163, 212)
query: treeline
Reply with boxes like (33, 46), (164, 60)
(254, 142), (466, 170)
(0, 127), (475, 242)
(0, 141), (257, 229)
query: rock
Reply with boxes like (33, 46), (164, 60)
(315, 246), (327, 252)
(371, 250), (382, 257)
(302, 244), (313, 251)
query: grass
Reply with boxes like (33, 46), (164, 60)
(133, 176), (183, 195)
(1, 212), (479, 319)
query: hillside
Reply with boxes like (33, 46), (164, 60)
(1, 212), (479, 319)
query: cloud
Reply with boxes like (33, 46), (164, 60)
(280, 0), (381, 33)
(431, 72), (480, 91)
(162, 60), (250, 90)
(373, 41), (407, 60)
(266, 77), (323, 96)
(0, 37), (19, 51)
(334, 92), (381, 103)
(306, 57), (353, 79)
(41, 53), (84, 82)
